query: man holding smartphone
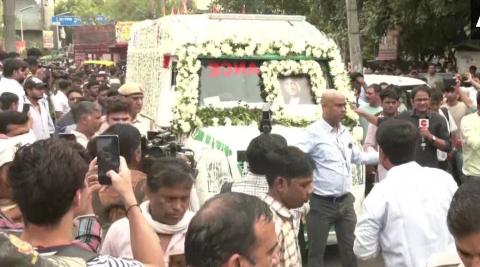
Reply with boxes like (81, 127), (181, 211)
(8, 139), (164, 267)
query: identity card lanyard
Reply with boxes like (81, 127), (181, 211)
(334, 133), (351, 175)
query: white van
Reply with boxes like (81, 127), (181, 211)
(126, 14), (364, 216)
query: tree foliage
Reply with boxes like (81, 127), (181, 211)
(361, 0), (469, 62)
(212, 0), (469, 62)
(55, 0), (183, 22)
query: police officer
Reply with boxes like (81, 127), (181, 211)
(118, 83), (156, 136)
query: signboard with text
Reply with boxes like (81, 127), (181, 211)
(43, 31), (54, 49)
(115, 21), (136, 43)
(51, 16), (82, 27)
(376, 29), (400, 61)
(73, 24), (116, 54)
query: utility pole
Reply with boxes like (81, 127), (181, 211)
(149, 0), (157, 18)
(345, 0), (363, 72)
(160, 0), (166, 16)
(3, 0), (16, 52)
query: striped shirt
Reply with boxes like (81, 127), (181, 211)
(0, 214), (102, 253)
(86, 255), (143, 267)
(263, 195), (302, 267)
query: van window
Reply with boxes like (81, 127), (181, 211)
(199, 59), (264, 106)
(197, 59), (334, 106)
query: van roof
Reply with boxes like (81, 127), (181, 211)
(129, 13), (331, 53)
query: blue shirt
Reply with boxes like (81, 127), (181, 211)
(296, 119), (378, 197)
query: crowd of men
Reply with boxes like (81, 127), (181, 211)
(0, 47), (479, 267)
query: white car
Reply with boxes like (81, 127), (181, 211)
(364, 74), (429, 110)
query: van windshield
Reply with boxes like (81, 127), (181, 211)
(197, 58), (334, 107)
(198, 59), (264, 106)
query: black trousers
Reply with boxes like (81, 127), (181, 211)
(307, 193), (357, 267)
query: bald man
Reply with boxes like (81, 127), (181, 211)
(296, 89), (378, 267)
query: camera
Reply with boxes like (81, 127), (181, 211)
(460, 74), (472, 87)
(142, 130), (196, 171)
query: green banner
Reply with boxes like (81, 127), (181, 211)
(191, 128), (233, 157)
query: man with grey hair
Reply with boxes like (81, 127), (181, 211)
(71, 101), (102, 148)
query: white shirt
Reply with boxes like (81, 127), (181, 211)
(101, 217), (187, 267)
(460, 86), (478, 107)
(25, 97), (53, 140)
(354, 162), (458, 267)
(53, 90), (70, 114)
(71, 129), (90, 148)
(0, 77), (25, 111)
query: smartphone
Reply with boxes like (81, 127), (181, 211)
(22, 103), (30, 113)
(169, 254), (186, 267)
(58, 133), (76, 142)
(96, 135), (120, 185)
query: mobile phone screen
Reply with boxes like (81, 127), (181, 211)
(22, 103), (30, 113)
(96, 135), (120, 185)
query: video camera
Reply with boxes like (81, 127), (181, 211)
(142, 130), (196, 170)
(258, 103), (272, 134)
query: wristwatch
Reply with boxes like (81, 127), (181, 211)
(431, 135), (437, 142)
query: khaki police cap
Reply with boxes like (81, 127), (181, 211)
(118, 83), (144, 96)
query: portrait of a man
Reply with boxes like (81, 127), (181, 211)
(278, 76), (314, 105)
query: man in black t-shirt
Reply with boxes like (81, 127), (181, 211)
(396, 86), (450, 168)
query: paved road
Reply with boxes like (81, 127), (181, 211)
(323, 245), (384, 267)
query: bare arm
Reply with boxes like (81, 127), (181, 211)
(104, 158), (164, 267)
(354, 108), (379, 126)
(458, 89), (474, 108)
(468, 74), (480, 90)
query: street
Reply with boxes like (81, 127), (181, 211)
(324, 245), (384, 267)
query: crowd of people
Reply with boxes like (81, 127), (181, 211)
(0, 47), (479, 267)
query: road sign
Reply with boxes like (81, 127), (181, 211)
(51, 16), (82, 27)
(96, 15), (106, 24)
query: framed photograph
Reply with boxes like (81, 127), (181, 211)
(278, 75), (314, 105)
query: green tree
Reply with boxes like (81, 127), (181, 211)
(55, 0), (106, 20)
(361, 0), (469, 63)
(211, 0), (469, 63)
(55, 0), (185, 22)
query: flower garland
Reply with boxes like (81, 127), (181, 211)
(260, 60), (326, 122)
(169, 38), (357, 133)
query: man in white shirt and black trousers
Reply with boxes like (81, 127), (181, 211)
(354, 119), (458, 267)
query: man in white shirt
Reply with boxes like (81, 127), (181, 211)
(53, 79), (72, 119)
(0, 58), (28, 111)
(363, 86), (400, 182)
(102, 158), (195, 267)
(354, 119), (458, 267)
(430, 88), (458, 172)
(427, 63), (444, 89)
(23, 77), (53, 140)
(427, 180), (480, 267)
(70, 101), (102, 148)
